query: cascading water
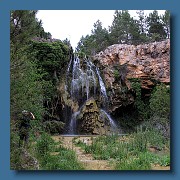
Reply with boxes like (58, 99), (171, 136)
(69, 111), (80, 134)
(65, 56), (119, 135)
(96, 67), (108, 107)
(100, 109), (118, 133)
(69, 57), (97, 101)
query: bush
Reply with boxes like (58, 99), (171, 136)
(149, 84), (170, 138)
(150, 84), (170, 120)
(35, 132), (55, 157)
(130, 78), (149, 120)
(43, 120), (65, 134)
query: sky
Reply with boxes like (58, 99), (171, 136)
(36, 10), (165, 49)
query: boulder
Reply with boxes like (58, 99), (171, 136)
(76, 97), (112, 135)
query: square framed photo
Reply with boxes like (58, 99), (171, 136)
(10, 10), (170, 170)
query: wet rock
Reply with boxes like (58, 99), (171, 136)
(77, 97), (111, 135)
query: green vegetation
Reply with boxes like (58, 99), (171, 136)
(74, 129), (170, 170)
(10, 10), (170, 170)
(10, 10), (72, 170)
(77, 10), (170, 56)
(34, 133), (84, 170)
(130, 78), (149, 120)
(150, 84), (170, 120)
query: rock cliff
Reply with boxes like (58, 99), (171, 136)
(94, 40), (170, 90)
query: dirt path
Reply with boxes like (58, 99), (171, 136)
(51, 135), (170, 171)
(52, 136), (113, 170)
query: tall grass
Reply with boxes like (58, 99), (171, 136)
(74, 128), (170, 170)
(34, 132), (84, 170)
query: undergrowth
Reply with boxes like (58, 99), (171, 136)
(74, 128), (170, 170)
(34, 132), (84, 170)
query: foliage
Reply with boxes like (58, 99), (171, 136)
(10, 11), (72, 169)
(10, 10), (45, 121)
(146, 10), (167, 41)
(76, 20), (109, 56)
(110, 10), (140, 45)
(29, 40), (70, 116)
(35, 133), (84, 170)
(31, 40), (69, 79)
(161, 10), (170, 39)
(10, 122), (22, 169)
(43, 121), (65, 134)
(149, 84), (170, 138)
(150, 83), (170, 119)
(10, 10), (39, 50)
(74, 129), (170, 170)
(40, 146), (84, 170)
(35, 132), (56, 156)
(11, 55), (44, 121)
(130, 78), (149, 120)
(77, 10), (170, 55)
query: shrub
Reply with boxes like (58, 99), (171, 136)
(35, 132), (55, 157)
(149, 84), (170, 120)
(130, 78), (149, 120)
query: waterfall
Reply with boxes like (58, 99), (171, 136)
(64, 56), (118, 135)
(71, 57), (81, 98)
(68, 111), (80, 134)
(96, 67), (108, 107)
(70, 57), (97, 101)
(100, 109), (118, 133)
(96, 67), (107, 98)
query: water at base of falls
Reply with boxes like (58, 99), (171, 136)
(68, 111), (80, 134)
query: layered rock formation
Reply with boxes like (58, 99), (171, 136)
(94, 40), (170, 90)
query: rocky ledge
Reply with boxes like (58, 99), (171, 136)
(94, 39), (170, 89)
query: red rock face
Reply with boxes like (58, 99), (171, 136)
(94, 40), (170, 89)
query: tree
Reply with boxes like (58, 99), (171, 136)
(10, 11), (40, 50)
(149, 84), (170, 120)
(10, 10), (44, 120)
(76, 20), (109, 56)
(146, 10), (166, 41)
(91, 20), (110, 53)
(161, 10), (170, 39)
(110, 10), (140, 45)
(76, 35), (96, 56)
(63, 38), (71, 47)
(136, 10), (149, 43)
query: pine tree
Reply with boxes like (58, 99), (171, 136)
(110, 10), (140, 45)
(146, 10), (166, 41)
(91, 20), (109, 53)
(136, 10), (149, 43)
(10, 10), (44, 120)
(161, 10), (170, 39)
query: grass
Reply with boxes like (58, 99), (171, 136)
(33, 132), (84, 170)
(11, 126), (170, 170)
(37, 145), (84, 170)
(74, 129), (170, 170)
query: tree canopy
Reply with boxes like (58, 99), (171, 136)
(76, 10), (170, 56)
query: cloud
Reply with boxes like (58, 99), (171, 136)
(36, 10), (115, 49)
(36, 10), (165, 49)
